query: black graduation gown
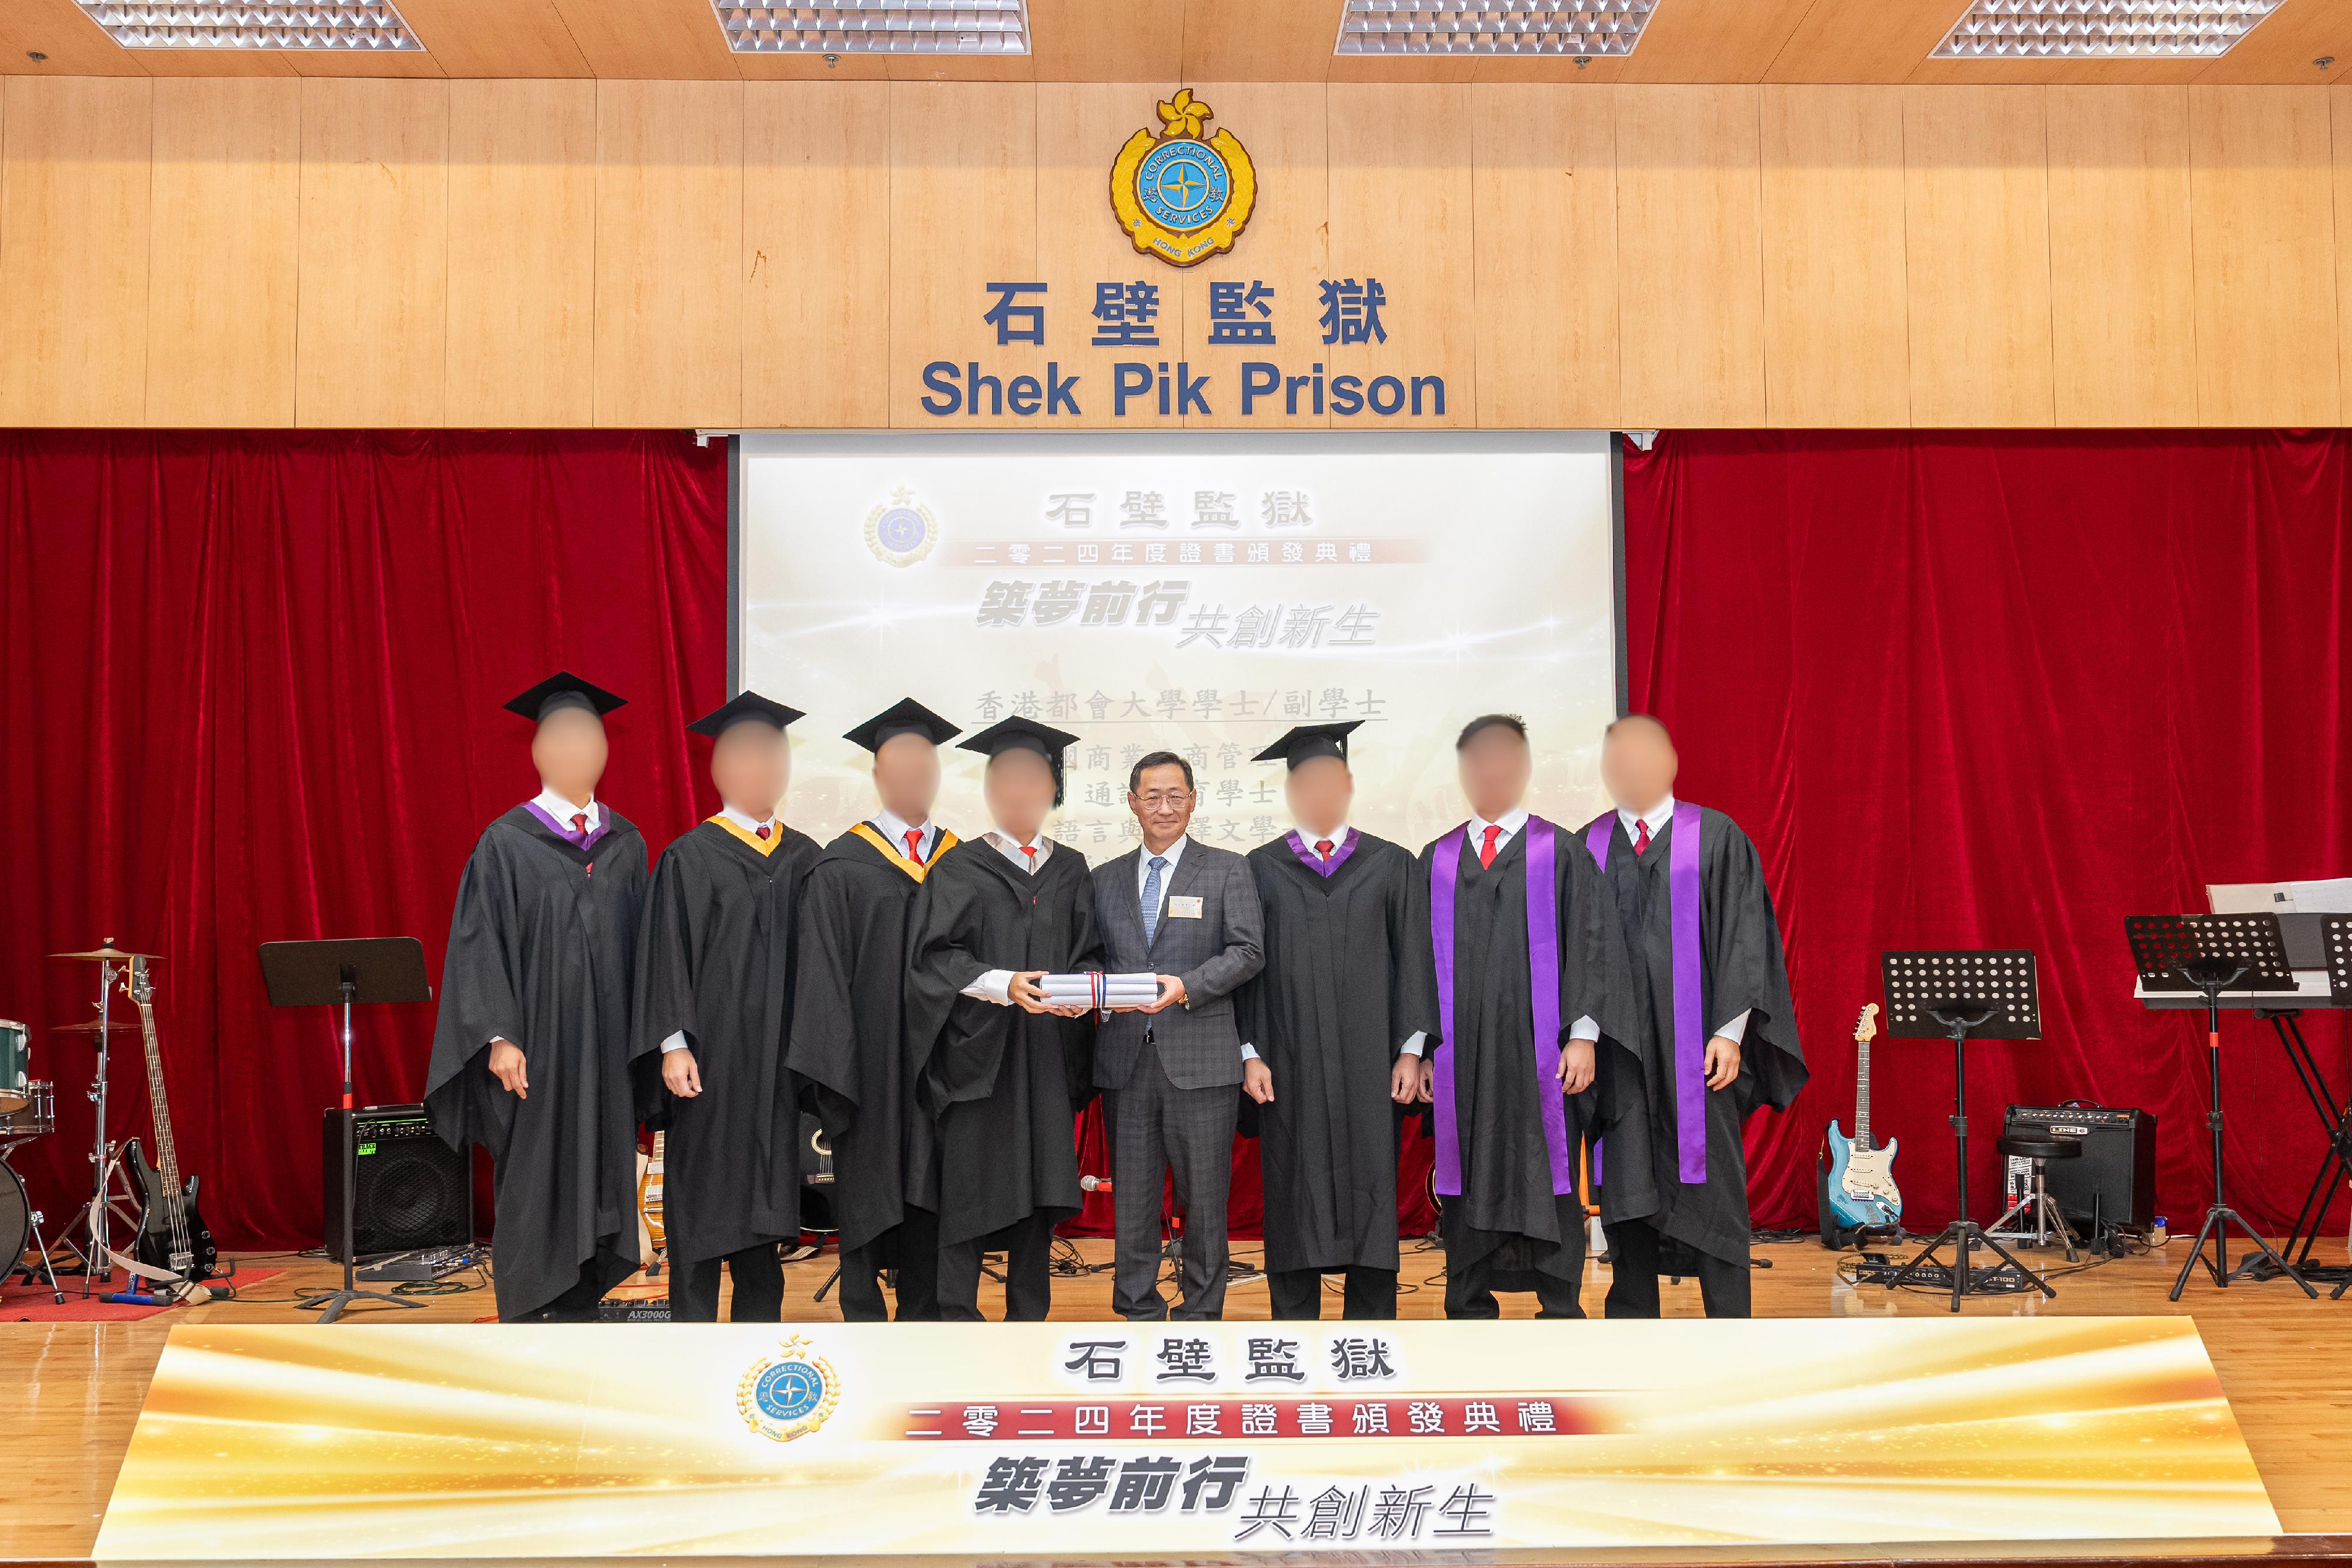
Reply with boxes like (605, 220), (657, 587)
(901, 840), (1101, 1249)
(1590, 807), (1806, 1266)
(425, 806), (647, 1320)
(1237, 834), (1438, 1276)
(1416, 823), (1636, 1284)
(787, 827), (950, 1256)
(631, 819), (819, 1266)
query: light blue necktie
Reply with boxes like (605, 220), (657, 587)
(1141, 855), (1168, 945)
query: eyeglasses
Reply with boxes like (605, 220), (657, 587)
(1133, 791), (1194, 809)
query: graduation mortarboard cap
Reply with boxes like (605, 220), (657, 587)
(686, 690), (806, 738)
(957, 714), (1081, 806)
(505, 671), (627, 724)
(843, 697), (962, 754)
(1253, 720), (1364, 770)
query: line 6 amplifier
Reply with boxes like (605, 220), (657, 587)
(322, 1103), (473, 1261)
(2004, 1103), (2157, 1233)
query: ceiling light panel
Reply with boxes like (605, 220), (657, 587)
(712, 1), (1030, 55)
(1334, 1), (1659, 58)
(1930, 1), (2288, 59)
(75, 2), (420, 49)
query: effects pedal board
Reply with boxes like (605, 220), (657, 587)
(356, 1245), (479, 1283)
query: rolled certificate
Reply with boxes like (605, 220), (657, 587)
(1038, 972), (1162, 1008)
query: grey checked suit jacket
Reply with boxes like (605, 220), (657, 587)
(1090, 837), (1264, 1092)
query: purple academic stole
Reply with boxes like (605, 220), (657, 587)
(1586, 801), (1707, 1185)
(1285, 827), (1359, 878)
(1429, 816), (1569, 1198)
(523, 800), (609, 855)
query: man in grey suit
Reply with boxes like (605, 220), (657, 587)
(1092, 751), (1265, 1320)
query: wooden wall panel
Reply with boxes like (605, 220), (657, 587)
(446, 81), (597, 427)
(1901, 86), (2054, 427)
(2044, 86), (2197, 427)
(1614, 85), (1766, 428)
(887, 82), (1039, 429)
(742, 81), (891, 429)
(2188, 86), (2340, 426)
(146, 79), (300, 429)
(1036, 82), (1186, 428)
(4, 74), (2350, 430)
(1758, 83), (1909, 426)
(0, 77), (151, 427)
(296, 79), (449, 427)
(1172, 82), (1330, 430)
(1325, 84), (1477, 430)
(2336, 91), (2352, 419)
(1469, 83), (1618, 429)
(594, 79), (743, 427)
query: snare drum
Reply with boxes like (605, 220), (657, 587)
(0, 1080), (54, 1145)
(0, 1019), (27, 1114)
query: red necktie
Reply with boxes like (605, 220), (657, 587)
(756, 824), (771, 841)
(1479, 823), (1502, 869)
(1020, 844), (1038, 871)
(1633, 818), (1652, 855)
(1315, 838), (1335, 861)
(572, 812), (589, 840)
(906, 829), (925, 865)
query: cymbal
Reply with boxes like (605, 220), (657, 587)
(51, 1018), (136, 1034)
(46, 946), (160, 962)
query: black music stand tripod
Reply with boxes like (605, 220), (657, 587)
(2123, 915), (2317, 1302)
(1880, 949), (2053, 1312)
(259, 937), (434, 1324)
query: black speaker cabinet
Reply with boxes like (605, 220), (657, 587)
(322, 1103), (472, 1261)
(2004, 1104), (2157, 1233)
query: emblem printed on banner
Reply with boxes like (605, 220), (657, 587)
(1110, 89), (1257, 268)
(739, 1334), (840, 1442)
(866, 487), (939, 567)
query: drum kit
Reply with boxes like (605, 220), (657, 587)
(1, 941), (165, 1304)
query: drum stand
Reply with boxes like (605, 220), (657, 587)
(14, 1204), (66, 1306)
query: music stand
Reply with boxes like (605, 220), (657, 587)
(2124, 914), (2317, 1301)
(1879, 950), (2050, 1311)
(259, 938), (433, 1323)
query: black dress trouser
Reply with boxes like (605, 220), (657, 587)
(1268, 1265), (1398, 1319)
(1603, 1218), (1752, 1318)
(671, 1242), (786, 1322)
(838, 1207), (943, 1322)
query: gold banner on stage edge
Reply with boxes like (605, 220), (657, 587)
(92, 1316), (2277, 1559)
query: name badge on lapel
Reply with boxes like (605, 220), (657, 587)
(1168, 895), (1204, 920)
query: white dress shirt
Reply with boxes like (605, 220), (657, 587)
(1243, 823), (1430, 1064)
(662, 801), (781, 1053)
(967, 827), (1052, 1005)
(531, 785), (600, 835)
(1615, 793), (1749, 1045)
(499, 787), (604, 1049)
(1461, 804), (1602, 1049)
(875, 807), (941, 865)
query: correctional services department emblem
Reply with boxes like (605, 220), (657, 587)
(739, 1333), (840, 1443)
(1110, 89), (1257, 268)
(864, 487), (938, 568)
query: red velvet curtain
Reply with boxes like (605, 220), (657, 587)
(0, 431), (729, 1251)
(1622, 430), (2352, 1233)
(8, 428), (2345, 1255)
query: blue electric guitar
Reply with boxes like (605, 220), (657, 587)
(1824, 1003), (1902, 1230)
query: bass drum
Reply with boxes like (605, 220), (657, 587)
(0, 1160), (29, 1288)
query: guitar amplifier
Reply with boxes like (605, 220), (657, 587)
(2004, 1103), (2157, 1233)
(322, 1104), (473, 1261)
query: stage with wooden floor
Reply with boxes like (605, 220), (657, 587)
(4, 1236), (2349, 1564)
